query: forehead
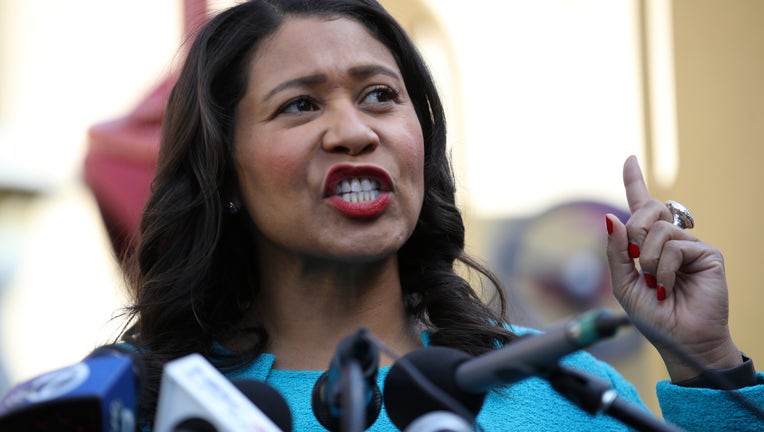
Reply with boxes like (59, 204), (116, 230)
(248, 16), (401, 87)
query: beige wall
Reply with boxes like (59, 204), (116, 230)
(620, 0), (764, 414)
(641, 0), (764, 410)
(671, 0), (764, 360)
(385, 0), (764, 417)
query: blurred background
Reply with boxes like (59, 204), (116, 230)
(0, 0), (762, 417)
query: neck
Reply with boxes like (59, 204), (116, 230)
(239, 250), (422, 371)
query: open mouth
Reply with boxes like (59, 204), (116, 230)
(334, 177), (382, 203)
(323, 165), (393, 218)
(324, 165), (393, 200)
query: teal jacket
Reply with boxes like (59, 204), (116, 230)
(219, 331), (764, 431)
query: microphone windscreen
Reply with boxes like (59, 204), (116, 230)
(231, 380), (292, 432)
(86, 344), (147, 395)
(383, 346), (485, 431)
(0, 344), (142, 432)
(405, 411), (474, 432)
(173, 417), (217, 432)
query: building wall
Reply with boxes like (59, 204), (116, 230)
(384, 0), (764, 416)
(643, 0), (764, 408)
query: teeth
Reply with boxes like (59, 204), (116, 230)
(361, 178), (372, 191)
(334, 177), (381, 203)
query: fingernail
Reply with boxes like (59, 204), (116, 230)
(644, 273), (657, 288)
(628, 242), (640, 259)
(657, 284), (667, 301)
(605, 215), (613, 235)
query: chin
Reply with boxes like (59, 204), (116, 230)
(311, 242), (402, 266)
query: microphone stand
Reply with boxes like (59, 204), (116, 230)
(340, 360), (365, 432)
(312, 328), (382, 432)
(545, 364), (685, 432)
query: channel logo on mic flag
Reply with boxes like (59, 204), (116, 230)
(0, 354), (137, 432)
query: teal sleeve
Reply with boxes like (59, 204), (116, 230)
(657, 372), (764, 431)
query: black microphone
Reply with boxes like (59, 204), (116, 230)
(456, 309), (628, 393)
(404, 411), (474, 432)
(164, 380), (294, 432)
(153, 353), (289, 432)
(311, 327), (382, 432)
(232, 380), (293, 432)
(0, 344), (145, 432)
(172, 418), (216, 432)
(384, 309), (628, 430)
(546, 364), (685, 432)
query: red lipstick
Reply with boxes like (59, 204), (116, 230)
(323, 165), (393, 218)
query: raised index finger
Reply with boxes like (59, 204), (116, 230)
(623, 155), (651, 214)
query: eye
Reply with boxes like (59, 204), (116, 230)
(361, 85), (400, 105)
(277, 96), (320, 115)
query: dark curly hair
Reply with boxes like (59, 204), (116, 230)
(119, 0), (516, 423)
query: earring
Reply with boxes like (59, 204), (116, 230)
(226, 201), (239, 215)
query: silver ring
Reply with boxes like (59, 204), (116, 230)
(666, 200), (694, 229)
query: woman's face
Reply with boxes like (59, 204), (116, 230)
(233, 16), (425, 263)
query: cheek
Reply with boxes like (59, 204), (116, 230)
(390, 122), (426, 222)
(402, 122), (426, 186)
(236, 145), (309, 232)
(263, 151), (306, 185)
(237, 139), (307, 195)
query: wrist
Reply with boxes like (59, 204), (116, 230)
(673, 353), (757, 390)
(663, 338), (742, 382)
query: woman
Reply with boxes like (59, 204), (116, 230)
(120, 0), (762, 430)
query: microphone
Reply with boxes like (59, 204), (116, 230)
(232, 380), (293, 432)
(311, 328), (382, 432)
(0, 344), (145, 432)
(153, 353), (290, 432)
(384, 309), (629, 430)
(162, 381), (293, 432)
(456, 308), (629, 393)
(546, 364), (685, 432)
(404, 411), (474, 432)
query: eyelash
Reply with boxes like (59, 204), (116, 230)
(274, 85), (402, 117)
(363, 85), (401, 104)
(277, 97), (319, 115)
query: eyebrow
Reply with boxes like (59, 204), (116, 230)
(263, 64), (402, 102)
(348, 64), (401, 81)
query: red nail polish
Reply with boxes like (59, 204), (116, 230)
(605, 216), (613, 235)
(657, 284), (667, 301)
(628, 242), (640, 259)
(644, 273), (657, 288)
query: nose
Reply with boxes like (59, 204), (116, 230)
(321, 104), (379, 155)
